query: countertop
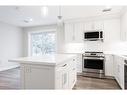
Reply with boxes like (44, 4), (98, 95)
(9, 54), (77, 66)
(104, 51), (127, 59)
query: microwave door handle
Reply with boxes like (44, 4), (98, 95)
(99, 32), (101, 39)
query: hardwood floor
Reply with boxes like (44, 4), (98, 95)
(73, 75), (121, 89)
(0, 67), (20, 89)
(0, 68), (121, 89)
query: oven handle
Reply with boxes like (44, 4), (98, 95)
(83, 57), (104, 60)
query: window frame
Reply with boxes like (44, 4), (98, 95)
(28, 29), (57, 56)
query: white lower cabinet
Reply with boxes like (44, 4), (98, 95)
(21, 57), (77, 89)
(114, 56), (119, 82)
(55, 64), (69, 89)
(114, 55), (125, 89)
(55, 58), (77, 89)
(119, 63), (124, 89)
(68, 59), (77, 88)
(105, 54), (114, 76)
(105, 55), (125, 89)
(22, 65), (54, 89)
(76, 54), (82, 73)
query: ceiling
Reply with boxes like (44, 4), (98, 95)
(0, 6), (124, 27)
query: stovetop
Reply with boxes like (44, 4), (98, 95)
(85, 51), (103, 53)
(83, 51), (104, 57)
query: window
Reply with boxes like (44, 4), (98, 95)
(31, 31), (56, 56)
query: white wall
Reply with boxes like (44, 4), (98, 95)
(23, 24), (57, 56)
(0, 22), (23, 71)
(115, 8), (127, 54)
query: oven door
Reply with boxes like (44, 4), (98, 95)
(85, 32), (99, 39)
(83, 57), (104, 73)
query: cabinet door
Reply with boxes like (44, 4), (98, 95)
(119, 63), (124, 89)
(94, 21), (104, 30)
(76, 54), (82, 73)
(55, 67), (63, 89)
(64, 23), (74, 43)
(118, 57), (124, 89)
(24, 65), (54, 89)
(114, 56), (125, 89)
(62, 68), (69, 89)
(84, 21), (94, 31)
(105, 54), (114, 76)
(84, 21), (103, 31)
(114, 56), (119, 82)
(104, 19), (120, 43)
(117, 64), (121, 84)
(120, 11), (127, 41)
(68, 58), (77, 89)
(56, 63), (69, 89)
(74, 23), (84, 43)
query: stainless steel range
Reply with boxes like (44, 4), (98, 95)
(82, 51), (105, 78)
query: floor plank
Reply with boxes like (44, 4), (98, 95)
(0, 68), (121, 89)
(73, 75), (121, 89)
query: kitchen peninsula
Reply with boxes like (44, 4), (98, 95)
(9, 54), (77, 89)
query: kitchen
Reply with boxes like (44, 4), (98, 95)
(0, 6), (127, 90)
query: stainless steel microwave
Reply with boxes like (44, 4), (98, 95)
(84, 31), (103, 41)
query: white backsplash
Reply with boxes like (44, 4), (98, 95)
(103, 41), (127, 54)
(84, 41), (103, 52)
(64, 43), (85, 53)
(63, 41), (127, 54)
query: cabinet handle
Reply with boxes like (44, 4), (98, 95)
(62, 64), (67, 67)
(25, 67), (31, 73)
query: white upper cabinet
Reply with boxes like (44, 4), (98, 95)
(65, 23), (74, 43)
(84, 21), (94, 31)
(64, 22), (84, 43)
(64, 18), (120, 44)
(94, 21), (104, 30)
(120, 11), (127, 41)
(84, 21), (104, 31)
(103, 19), (120, 43)
(74, 23), (84, 43)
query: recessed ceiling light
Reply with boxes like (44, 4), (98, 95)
(41, 6), (48, 17)
(24, 18), (33, 23)
(102, 6), (112, 12)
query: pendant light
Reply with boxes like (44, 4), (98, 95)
(57, 6), (63, 26)
(57, 6), (62, 20)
